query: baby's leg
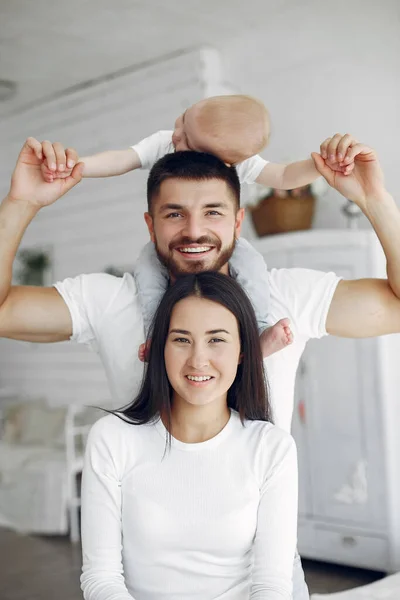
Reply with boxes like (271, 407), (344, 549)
(138, 339), (151, 363)
(260, 318), (293, 358)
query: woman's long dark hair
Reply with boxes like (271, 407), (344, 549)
(112, 272), (272, 441)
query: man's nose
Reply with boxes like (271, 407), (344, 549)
(181, 216), (204, 240)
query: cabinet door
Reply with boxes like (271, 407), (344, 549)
(290, 247), (386, 530)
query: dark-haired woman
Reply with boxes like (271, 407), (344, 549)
(80, 272), (298, 600)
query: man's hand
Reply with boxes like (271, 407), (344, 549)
(8, 138), (83, 208)
(320, 133), (356, 175)
(40, 140), (78, 182)
(312, 134), (386, 211)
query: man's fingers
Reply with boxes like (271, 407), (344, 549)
(41, 141), (57, 171)
(326, 134), (343, 161)
(337, 134), (355, 161)
(24, 137), (43, 161)
(62, 162), (84, 192)
(53, 142), (67, 172)
(343, 143), (373, 163)
(320, 138), (331, 160)
(65, 147), (78, 170)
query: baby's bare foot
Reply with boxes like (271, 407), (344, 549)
(138, 339), (151, 363)
(260, 318), (293, 358)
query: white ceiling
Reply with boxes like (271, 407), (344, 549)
(0, 0), (290, 114)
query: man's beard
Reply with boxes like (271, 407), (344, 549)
(155, 235), (236, 278)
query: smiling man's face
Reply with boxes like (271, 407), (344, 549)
(144, 178), (244, 279)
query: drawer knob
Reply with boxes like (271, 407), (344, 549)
(342, 536), (356, 547)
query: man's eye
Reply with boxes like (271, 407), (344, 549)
(166, 213), (182, 219)
(206, 211), (222, 216)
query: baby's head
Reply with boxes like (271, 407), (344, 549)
(172, 95), (270, 165)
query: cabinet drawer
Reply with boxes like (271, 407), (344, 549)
(297, 520), (316, 557)
(314, 528), (389, 570)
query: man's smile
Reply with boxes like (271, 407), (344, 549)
(175, 244), (214, 257)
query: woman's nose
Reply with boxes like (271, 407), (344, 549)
(188, 345), (209, 370)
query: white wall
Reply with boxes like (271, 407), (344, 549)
(221, 0), (400, 229)
(0, 48), (218, 405)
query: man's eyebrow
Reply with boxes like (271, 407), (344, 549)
(169, 329), (231, 335)
(203, 202), (229, 210)
(158, 202), (229, 213)
(159, 203), (184, 213)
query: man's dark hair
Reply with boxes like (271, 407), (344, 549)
(146, 151), (241, 212)
(108, 272), (272, 451)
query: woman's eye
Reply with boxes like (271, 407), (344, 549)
(210, 338), (225, 344)
(174, 337), (190, 343)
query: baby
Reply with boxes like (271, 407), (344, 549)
(42, 95), (352, 361)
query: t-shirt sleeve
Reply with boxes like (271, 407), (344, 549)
(268, 267), (342, 340)
(131, 130), (174, 170)
(53, 273), (126, 347)
(235, 154), (268, 184)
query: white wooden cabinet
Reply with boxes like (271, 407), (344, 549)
(253, 230), (400, 572)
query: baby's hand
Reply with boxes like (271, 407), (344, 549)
(39, 142), (79, 183)
(320, 133), (357, 176)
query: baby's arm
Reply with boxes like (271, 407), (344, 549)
(254, 133), (356, 190)
(80, 148), (141, 177)
(41, 130), (173, 182)
(256, 159), (319, 190)
(229, 238), (270, 332)
(40, 147), (141, 182)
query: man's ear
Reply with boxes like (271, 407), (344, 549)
(144, 212), (155, 243)
(235, 208), (245, 238)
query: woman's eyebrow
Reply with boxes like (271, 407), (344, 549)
(169, 328), (231, 335)
(170, 329), (190, 335)
(206, 329), (230, 335)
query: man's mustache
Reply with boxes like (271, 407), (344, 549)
(169, 236), (221, 250)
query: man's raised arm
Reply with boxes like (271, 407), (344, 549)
(312, 135), (400, 338)
(0, 138), (83, 342)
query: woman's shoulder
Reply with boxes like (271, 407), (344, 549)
(240, 416), (296, 459)
(239, 419), (296, 481)
(87, 412), (155, 447)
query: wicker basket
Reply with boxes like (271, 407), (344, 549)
(249, 192), (316, 237)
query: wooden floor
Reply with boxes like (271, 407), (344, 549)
(0, 527), (384, 600)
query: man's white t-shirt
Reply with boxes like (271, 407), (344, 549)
(54, 267), (340, 432)
(131, 130), (268, 184)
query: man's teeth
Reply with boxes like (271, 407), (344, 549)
(187, 375), (212, 382)
(179, 247), (211, 253)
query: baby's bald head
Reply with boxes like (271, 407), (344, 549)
(173, 95), (270, 165)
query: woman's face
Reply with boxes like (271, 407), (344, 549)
(164, 296), (241, 408)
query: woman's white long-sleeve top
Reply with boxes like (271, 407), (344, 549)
(80, 409), (298, 600)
